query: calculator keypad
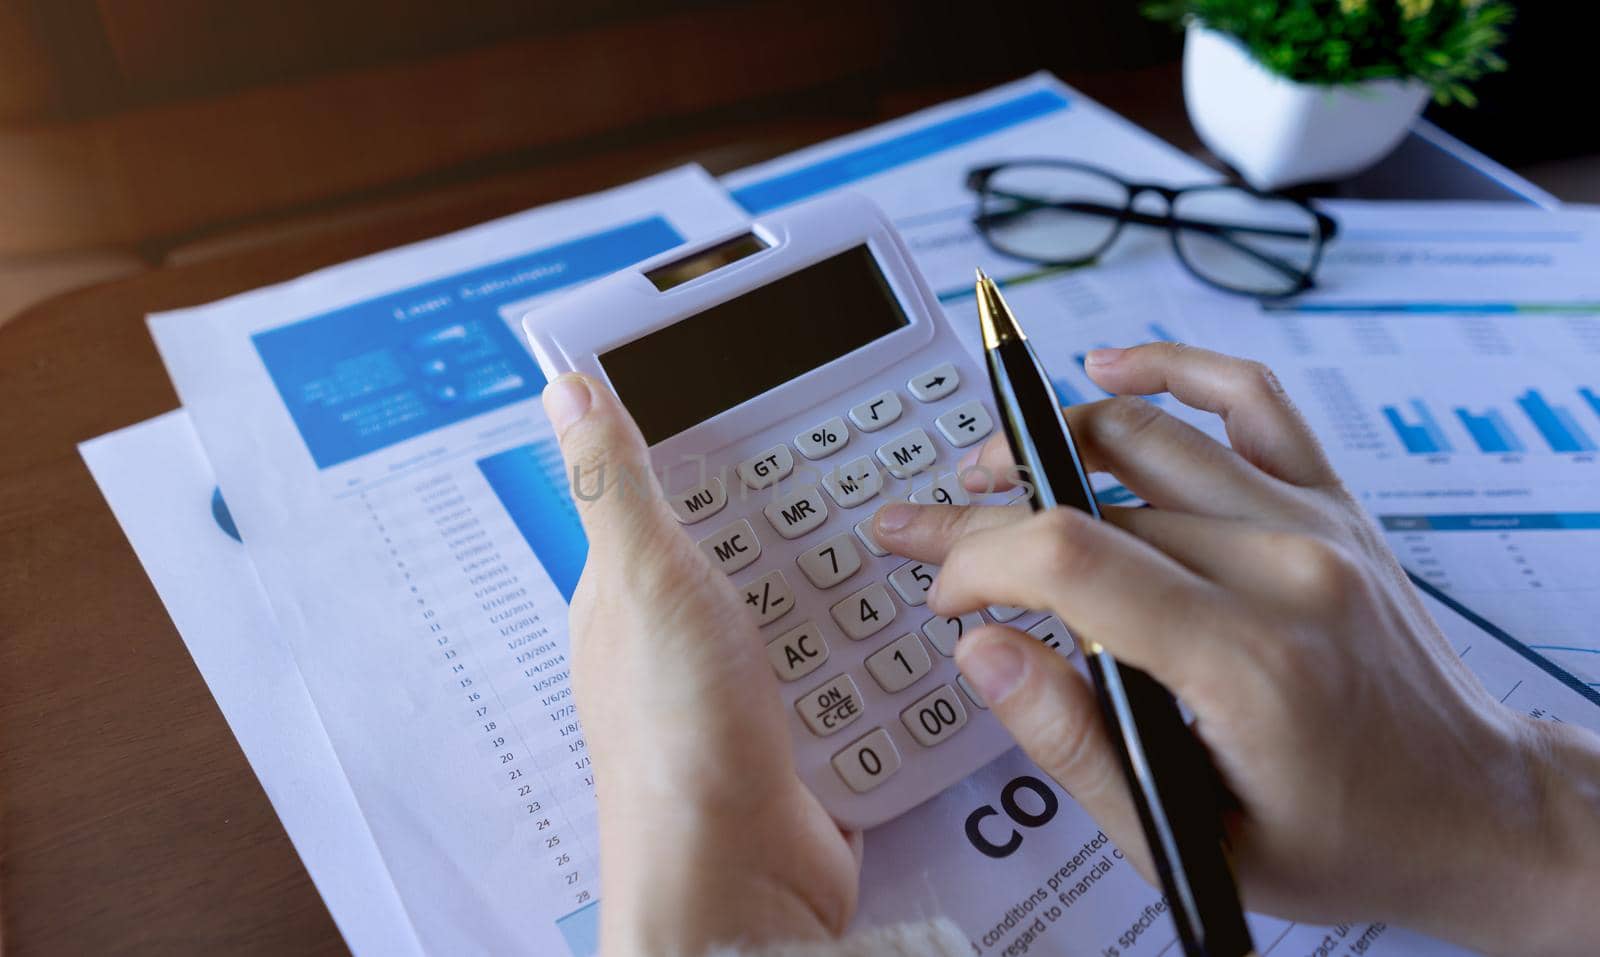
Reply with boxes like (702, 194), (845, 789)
(767, 621), (829, 682)
(849, 391), (903, 432)
(699, 518), (761, 574)
(1028, 616), (1075, 657)
(796, 533), (862, 589)
(763, 484), (829, 539)
(685, 370), (1020, 802)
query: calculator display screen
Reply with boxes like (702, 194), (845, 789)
(602, 245), (910, 444)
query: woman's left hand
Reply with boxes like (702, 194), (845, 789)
(543, 374), (860, 957)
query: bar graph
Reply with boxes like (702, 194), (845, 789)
(1582, 387), (1600, 421)
(1454, 406), (1523, 453)
(1515, 389), (1596, 453)
(1382, 399), (1452, 454)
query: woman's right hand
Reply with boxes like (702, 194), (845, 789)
(871, 343), (1600, 957)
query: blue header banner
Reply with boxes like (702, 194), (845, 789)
(254, 216), (684, 469)
(729, 88), (1070, 214)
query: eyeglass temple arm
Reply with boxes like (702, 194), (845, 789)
(979, 193), (1315, 283)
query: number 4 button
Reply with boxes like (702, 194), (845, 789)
(830, 582), (897, 640)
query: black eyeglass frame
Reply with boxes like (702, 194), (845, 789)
(966, 159), (1340, 300)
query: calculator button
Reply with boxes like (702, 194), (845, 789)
(935, 401), (994, 448)
(901, 684), (969, 747)
(669, 476), (727, 525)
(909, 472), (970, 507)
(740, 570), (794, 627)
(922, 612), (983, 657)
(875, 427), (937, 479)
(795, 674), (865, 737)
(1028, 616), (1075, 657)
(907, 363), (959, 402)
(766, 621), (829, 682)
(987, 605), (1026, 622)
(849, 391), (903, 433)
(865, 633), (932, 693)
(795, 416), (849, 460)
(821, 456), (884, 508)
(832, 728), (901, 793)
(762, 484), (828, 539)
(887, 560), (938, 606)
(738, 444), (795, 490)
(830, 582), (897, 640)
(958, 675), (989, 710)
(854, 518), (889, 557)
(698, 518), (761, 574)
(796, 533), (863, 589)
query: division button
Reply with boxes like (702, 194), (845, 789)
(935, 400), (995, 448)
(1027, 616), (1075, 657)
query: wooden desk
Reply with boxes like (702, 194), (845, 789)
(0, 64), (1541, 954)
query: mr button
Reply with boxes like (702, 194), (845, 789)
(795, 674), (864, 737)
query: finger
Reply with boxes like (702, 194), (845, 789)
(1084, 342), (1337, 487)
(956, 626), (1151, 872)
(930, 507), (1227, 688)
(543, 373), (678, 552)
(1099, 505), (1299, 600)
(871, 499), (1030, 563)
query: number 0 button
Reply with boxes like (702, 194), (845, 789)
(832, 728), (901, 793)
(901, 684), (969, 747)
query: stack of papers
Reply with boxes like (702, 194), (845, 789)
(81, 74), (1600, 956)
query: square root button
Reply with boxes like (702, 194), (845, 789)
(795, 674), (865, 737)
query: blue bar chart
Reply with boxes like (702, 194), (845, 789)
(1515, 389), (1596, 453)
(1453, 406), (1523, 453)
(1382, 399), (1452, 454)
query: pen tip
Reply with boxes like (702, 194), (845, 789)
(975, 267), (989, 283)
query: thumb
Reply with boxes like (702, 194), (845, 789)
(956, 624), (1152, 873)
(542, 373), (676, 551)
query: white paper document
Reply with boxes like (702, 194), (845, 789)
(84, 411), (1600, 957)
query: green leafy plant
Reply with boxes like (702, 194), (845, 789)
(1145, 0), (1513, 105)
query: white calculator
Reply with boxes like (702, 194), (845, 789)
(524, 193), (1070, 829)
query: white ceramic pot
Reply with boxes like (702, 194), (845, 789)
(1182, 21), (1430, 190)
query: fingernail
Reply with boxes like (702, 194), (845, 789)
(962, 640), (1027, 704)
(1084, 347), (1125, 368)
(543, 375), (592, 435)
(957, 446), (982, 472)
(875, 502), (919, 534)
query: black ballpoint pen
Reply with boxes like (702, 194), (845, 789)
(975, 269), (1255, 957)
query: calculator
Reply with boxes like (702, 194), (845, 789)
(523, 193), (1072, 829)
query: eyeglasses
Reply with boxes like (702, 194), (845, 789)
(966, 160), (1339, 299)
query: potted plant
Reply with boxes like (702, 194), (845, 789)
(1145, 0), (1513, 190)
